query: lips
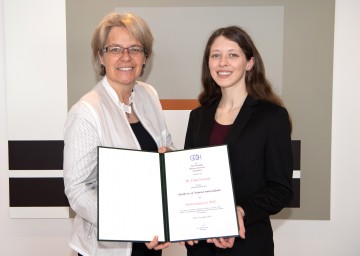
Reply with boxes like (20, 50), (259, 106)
(217, 71), (232, 77)
(116, 67), (134, 71)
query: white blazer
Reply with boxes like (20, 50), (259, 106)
(63, 77), (174, 256)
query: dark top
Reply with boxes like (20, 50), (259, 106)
(184, 96), (293, 256)
(209, 121), (232, 145)
(130, 121), (160, 256)
(130, 121), (158, 152)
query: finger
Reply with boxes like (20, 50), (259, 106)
(183, 240), (198, 246)
(207, 237), (235, 249)
(153, 242), (171, 250)
(158, 147), (167, 153)
(238, 217), (246, 239)
(219, 238), (231, 248)
(212, 238), (226, 249)
(145, 235), (159, 249)
(226, 237), (235, 248)
(212, 238), (223, 248)
(237, 207), (246, 239)
(220, 237), (234, 248)
(145, 242), (154, 250)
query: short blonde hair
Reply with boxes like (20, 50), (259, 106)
(91, 12), (154, 76)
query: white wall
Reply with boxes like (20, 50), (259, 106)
(0, 1), (75, 255)
(1, 0), (360, 255)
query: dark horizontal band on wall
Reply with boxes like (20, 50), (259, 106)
(292, 140), (301, 170)
(8, 140), (64, 170)
(9, 178), (69, 207)
(8, 140), (301, 171)
(9, 176), (299, 208)
(8, 140), (300, 208)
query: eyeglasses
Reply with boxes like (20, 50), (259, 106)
(100, 46), (145, 56)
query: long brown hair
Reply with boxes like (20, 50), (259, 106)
(199, 26), (284, 108)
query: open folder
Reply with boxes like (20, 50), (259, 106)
(97, 144), (239, 242)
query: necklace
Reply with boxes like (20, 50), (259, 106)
(125, 103), (132, 118)
(126, 111), (131, 119)
(119, 91), (134, 119)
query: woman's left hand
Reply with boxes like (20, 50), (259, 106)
(145, 236), (171, 250)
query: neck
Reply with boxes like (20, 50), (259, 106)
(107, 79), (134, 105)
(115, 88), (133, 105)
(219, 87), (248, 111)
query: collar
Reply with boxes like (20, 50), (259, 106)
(102, 76), (135, 114)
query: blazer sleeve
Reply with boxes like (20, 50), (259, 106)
(238, 107), (293, 226)
(184, 110), (195, 149)
(63, 102), (100, 225)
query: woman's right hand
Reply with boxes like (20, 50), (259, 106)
(236, 206), (246, 239)
(179, 240), (198, 246)
(204, 206), (246, 249)
(145, 236), (171, 250)
(206, 237), (235, 249)
(158, 146), (171, 153)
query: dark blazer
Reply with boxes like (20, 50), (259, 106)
(184, 95), (293, 256)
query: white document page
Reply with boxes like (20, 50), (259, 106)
(164, 145), (239, 241)
(98, 147), (165, 242)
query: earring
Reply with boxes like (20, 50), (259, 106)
(140, 63), (146, 77)
(100, 64), (106, 76)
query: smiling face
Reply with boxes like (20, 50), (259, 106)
(99, 26), (146, 89)
(208, 36), (254, 91)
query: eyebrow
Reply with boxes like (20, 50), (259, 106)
(210, 49), (241, 52)
(106, 43), (143, 47)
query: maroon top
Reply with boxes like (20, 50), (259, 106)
(209, 120), (232, 145)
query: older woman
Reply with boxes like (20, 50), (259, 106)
(63, 12), (174, 256)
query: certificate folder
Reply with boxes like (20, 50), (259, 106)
(97, 145), (239, 242)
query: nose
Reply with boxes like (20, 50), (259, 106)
(219, 55), (228, 66)
(120, 48), (131, 60)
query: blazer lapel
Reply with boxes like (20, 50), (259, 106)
(225, 96), (257, 146)
(198, 99), (219, 146)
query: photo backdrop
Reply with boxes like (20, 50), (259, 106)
(6, 0), (335, 220)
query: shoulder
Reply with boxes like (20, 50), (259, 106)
(244, 96), (288, 117)
(133, 81), (162, 110)
(255, 100), (289, 117)
(134, 81), (159, 97)
(243, 97), (291, 131)
(65, 100), (97, 130)
(253, 100), (291, 133)
(79, 83), (104, 106)
(190, 98), (219, 116)
(66, 84), (104, 123)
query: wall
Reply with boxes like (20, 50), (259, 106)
(0, 0), (360, 256)
(0, 1), (75, 255)
(65, 0), (335, 220)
